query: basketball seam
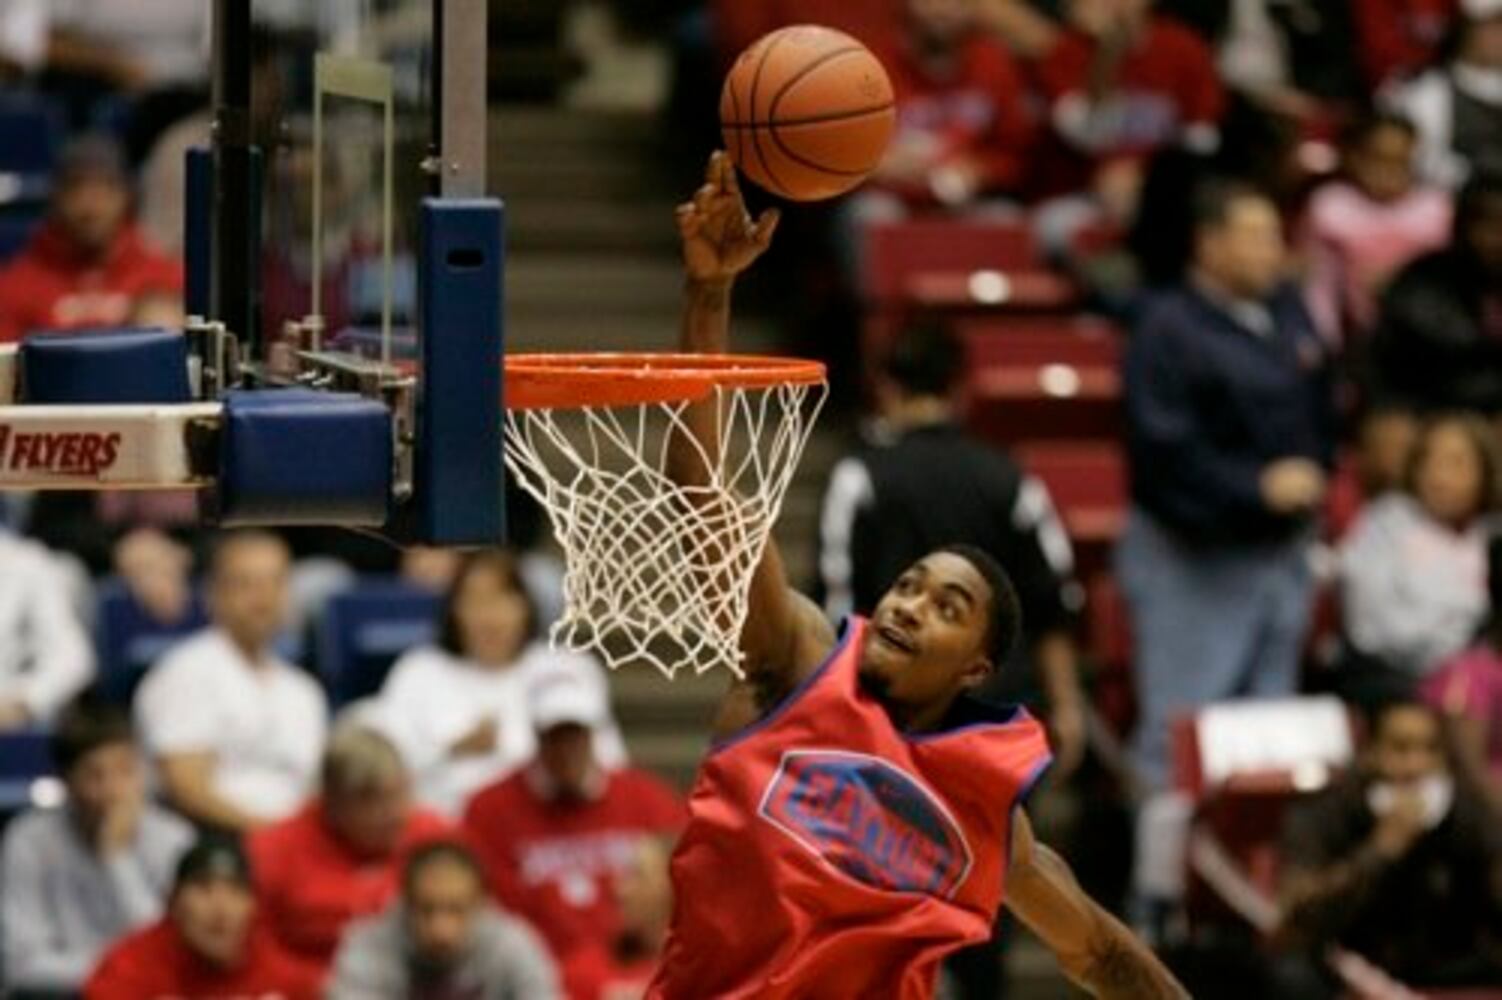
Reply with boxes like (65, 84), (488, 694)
(767, 123), (877, 178)
(748, 33), (790, 197)
(722, 102), (897, 129)
(767, 45), (867, 119)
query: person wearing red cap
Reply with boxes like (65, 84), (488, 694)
(0, 134), (182, 343)
(85, 836), (322, 1000)
(463, 669), (684, 963)
(248, 721), (451, 971)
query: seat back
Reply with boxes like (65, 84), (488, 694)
(317, 579), (441, 706)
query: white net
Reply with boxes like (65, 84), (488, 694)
(503, 379), (826, 679)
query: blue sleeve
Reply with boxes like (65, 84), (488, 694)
(1124, 306), (1269, 535)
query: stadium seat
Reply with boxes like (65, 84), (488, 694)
(95, 578), (208, 704)
(1169, 698), (1356, 939)
(959, 320), (1124, 446)
(0, 92), (65, 182)
(1015, 442), (1127, 546)
(316, 578), (442, 706)
(861, 217), (1041, 305)
(0, 726), (56, 816)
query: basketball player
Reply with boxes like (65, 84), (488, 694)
(646, 152), (1187, 999)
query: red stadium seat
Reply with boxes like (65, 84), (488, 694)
(862, 217), (1041, 305)
(1015, 441), (1126, 583)
(958, 321), (1124, 446)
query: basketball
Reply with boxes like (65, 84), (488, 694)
(719, 25), (896, 202)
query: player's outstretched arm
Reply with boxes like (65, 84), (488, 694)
(1006, 813), (1190, 999)
(671, 152), (834, 715)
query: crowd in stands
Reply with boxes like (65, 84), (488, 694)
(0, 0), (1501, 997)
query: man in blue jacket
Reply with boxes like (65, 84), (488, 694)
(1119, 177), (1336, 915)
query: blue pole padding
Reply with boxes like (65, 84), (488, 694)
(414, 197), (505, 546)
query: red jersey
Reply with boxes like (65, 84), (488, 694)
(0, 222), (183, 342)
(84, 919), (322, 1000)
(247, 801), (451, 967)
(464, 765), (686, 960)
(880, 33), (1035, 200)
(566, 944), (657, 1000)
(648, 617), (1052, 999)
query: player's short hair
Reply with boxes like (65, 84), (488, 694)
(935, 544), (1021, 665)
(52, 694), (135, 776)
(402, 839), (487, 897)
(883, 322), (965, 398)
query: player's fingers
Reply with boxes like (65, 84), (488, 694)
(693, 184), (717, 214)
(704, 150), (722, 186)
(718, 153), (741, 198)
(751, 207), (781, 248)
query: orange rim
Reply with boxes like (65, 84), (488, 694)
(503, 352), (826, 410)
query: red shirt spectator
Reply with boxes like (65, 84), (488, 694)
(566, 946), (657, 1000)
(0, 136), (181, 343)
(463, 672), (685, 961)
(248, 802), (450, 967)
(713, 0), (902, 63)
(875, 1), (1035, 203)
(1353, 0), (1459, 89)
(85, 838), (322, 1000)
(562, 835), (673, 1000)
(85, 920), (320, 1000)
(1035, 10), (1223, 196)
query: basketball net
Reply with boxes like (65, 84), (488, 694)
(504, 379), (826, 679)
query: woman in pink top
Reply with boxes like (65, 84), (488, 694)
(1302, 111), (1452, 346)
(1423, 533), (1502, 806)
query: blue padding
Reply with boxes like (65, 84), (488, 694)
(416, 198), (505, 545)
(218, 389), (391, 527)
(317, 578), (440, 707)
(21, 328), (191, 404)
(0, 727), (54, 816)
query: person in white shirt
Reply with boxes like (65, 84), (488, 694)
(135, 530), (327, 832)
(1, 697), (193, 992)
(0, 530), (94, 730)
(375, 550), (625, 817)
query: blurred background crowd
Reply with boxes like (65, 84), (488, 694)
(1, 0), (1502, 997)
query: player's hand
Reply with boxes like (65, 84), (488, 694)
(1260, 458), (1327, 514)
(677, 151), (780, 284)
(1049, 700), (1088, 780)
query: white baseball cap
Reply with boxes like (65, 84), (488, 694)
(1464, 0), (1502, 19)
(530, 671), (607, 732)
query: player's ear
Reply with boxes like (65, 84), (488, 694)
(959, 655), (994, 690)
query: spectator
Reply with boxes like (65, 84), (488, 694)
(563, 836), (674, 1000)
(1276, 699), (1502, 997)
(1385, 0), (1502, 189)
(817, 323), (1088, 778)
(248, 721), (450, 970)
(1, 698), (193, 993)
(1327, 405), (1423, 539)
(868, 0), (1034, 208)
(1120, 178), (1335, 790)
(1033, 0), (1224, 250)
(85, 837), (321, 1000)
(1366, 168), (1502, 415)
(1354, 0), (1459, 90)
(1300, 112), (1452, 346)
(0, 135), (182, 342)
(375, 550), (624, 816)
(328, 840), (560, 1000)
(1423, 531), (1502, 805)
(1340, 414), (1499, 696)
(135, 530), (327, 832)
(0, 530), (94, 729)
(1217, 0), (1365, 127)
(463, 670), (684, 962)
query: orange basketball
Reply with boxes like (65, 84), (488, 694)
(719, 25), (896, 202)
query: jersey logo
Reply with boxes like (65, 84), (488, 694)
(759, 749), (973, 898)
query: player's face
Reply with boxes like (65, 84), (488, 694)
(859, 553), (994, 716)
